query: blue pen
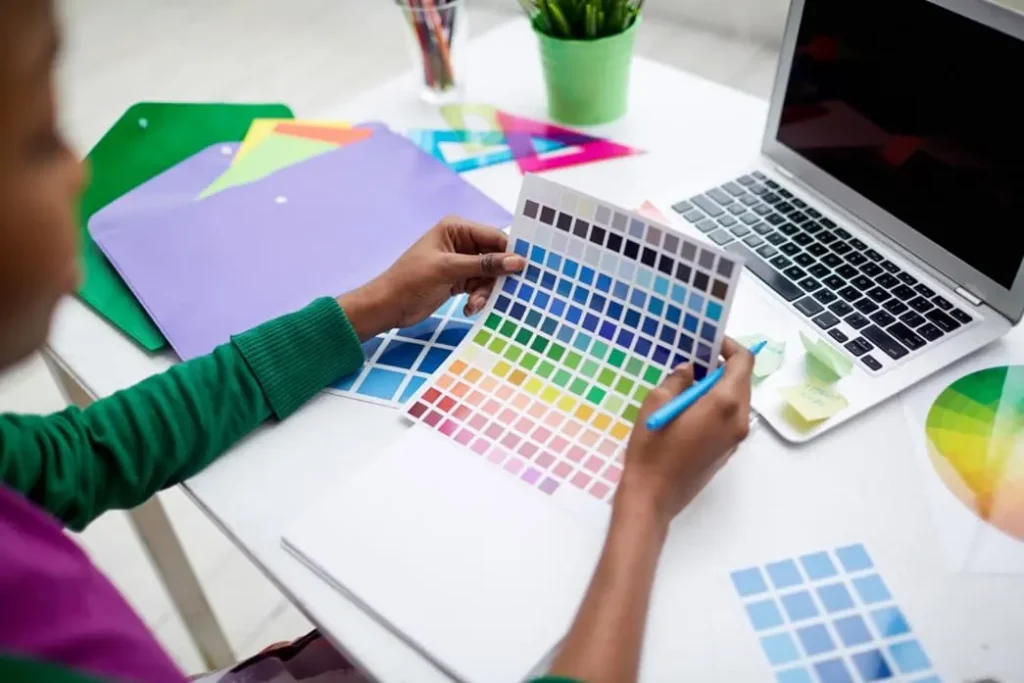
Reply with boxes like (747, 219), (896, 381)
(645, 340), (768, 431)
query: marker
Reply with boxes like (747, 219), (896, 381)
(645, 340), (767, 431)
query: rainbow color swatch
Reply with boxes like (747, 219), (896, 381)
(403, 176), (743, 502)
(926, 365), (1024, 542)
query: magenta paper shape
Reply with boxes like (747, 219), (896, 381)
(496, 111), (643, 174)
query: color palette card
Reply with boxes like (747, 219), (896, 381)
(404, 175), (744, 503)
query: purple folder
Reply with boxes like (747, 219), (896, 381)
(90, 128), (514, 360)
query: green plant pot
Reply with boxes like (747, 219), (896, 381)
(534, 20), (639, 126)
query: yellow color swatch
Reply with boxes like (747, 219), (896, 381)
(541, 386), (561, 405)
(523, 377), (544, 395)
(558, 396), (578, 413)
(492, 361), (511, 378)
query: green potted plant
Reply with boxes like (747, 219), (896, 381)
(518, 0), (643, 125)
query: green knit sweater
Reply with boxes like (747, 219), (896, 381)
(0, 298), (575, 683)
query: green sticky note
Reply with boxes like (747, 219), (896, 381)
(643, 366), (662, 386)
(591, 341), (609, 360)
(554, 369), (572, 388)
(569, 378), (588, 396)
(625, 357), (644, 377)
(800, 332), (852, 382)
(565, 352), (582, 370)
(78, 102), (294, 350)
(608, 349), (626, 368)
(522, 353), (539, 371)
(581, 360), (600, 378)
(779, 380), (849, 422)
(737, 334), (787, 380)
(537, 361), (555, 379)
(199, 134), (334, 198)
(587, 387), (607, 404)
(484, 313), (501, 330)
(473, 330), (492, 346)
(514, 328), (533, 346)
(504, 345), (522, 363)
(597, 368), (616, 387)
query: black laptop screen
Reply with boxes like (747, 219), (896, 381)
(776, 0), (1024, 289)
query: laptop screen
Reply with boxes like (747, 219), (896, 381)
(776, 0), (1024, 289)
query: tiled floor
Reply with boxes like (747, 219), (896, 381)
(1, 0), (779, 675)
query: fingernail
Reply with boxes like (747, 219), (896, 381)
(502, 256), (526, 272)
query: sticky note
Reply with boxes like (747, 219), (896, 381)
(800, 332), (853, 382)
(779, 381), (848, 422)
(737, 334), (786, 380)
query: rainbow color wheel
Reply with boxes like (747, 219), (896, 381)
(926, 365), (1024, 542)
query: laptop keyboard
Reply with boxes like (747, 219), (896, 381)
(672, 172), (976, 373)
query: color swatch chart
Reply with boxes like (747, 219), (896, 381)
(405, 176), (743, 502)
(329, 295), (476, 407)
(731, 544), (940, 683)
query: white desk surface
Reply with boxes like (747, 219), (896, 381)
(47, 20), (1023, 683)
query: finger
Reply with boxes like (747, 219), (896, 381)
(442, 252), (525, 281)
(442, 217), (509, 255)
(641, 363), (695, 413)
(715, 337), (756, 393)
(465, 283), (492, 315)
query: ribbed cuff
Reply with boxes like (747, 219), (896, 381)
(232, 298), (364, 419)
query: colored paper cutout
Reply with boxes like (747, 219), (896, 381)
(440, 104), (502, 153)
(637, 201), (669, 223)
(273, 121), (355, 144)
(78, 101), (293, 350)
(800, 332), (852, 382)
(409, 128), (567, 173)
(234, 119), (351, 164)
(737, 334), (786, 380)
(780, 380), (848, 422)
(200, 134), (337, 198)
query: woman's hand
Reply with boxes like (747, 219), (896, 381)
(616, 337), (756, 528)
(336, 216), (525, 340)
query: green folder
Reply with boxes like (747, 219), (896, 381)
(78, 101), (294, 350)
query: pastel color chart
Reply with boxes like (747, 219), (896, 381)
(405, 175), (743, 502)
(731, 544), (941, 683)
(328, 294), (476, 406)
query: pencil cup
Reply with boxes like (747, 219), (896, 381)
(396, 0), (468, 104)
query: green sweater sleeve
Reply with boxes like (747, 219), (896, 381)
(0, 297), (363, 531)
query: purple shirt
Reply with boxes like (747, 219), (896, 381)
(0, 484), (186, 683)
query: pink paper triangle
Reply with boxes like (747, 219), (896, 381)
(496, 111), (643, 174)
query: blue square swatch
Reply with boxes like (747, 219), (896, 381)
(800, 552), (838, 580)
(417, 347), (449, 374)
(332, 372), (357, 392)
(781, 591), (819, 622)
(796, 623), (835, 656)
(888, 640), (930, 674)
(377, 340), (425, 370)
(870, 606), (910, 638)
(834, 614), (873, 647)
(397, 317), (441, 342)
(358, 368), (405, 401)
(817, 582), (855, 613)
(766, 559), (804, 590)
(836, 544), (874, 572)
(814, 659), (854, 683)
(760, 633), (801, 666)
(851, 650), (893, 681)
(853, 575), (891, 605)
(514, 239), (529, 256)
(776, 668), (813, 683)
(745, 598), (784, 631)
(436, 320), (471, 346)
(399, 376), (426, 403)
(731, 567), (769, 597)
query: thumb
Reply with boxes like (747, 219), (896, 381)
(442, 252), (525, 280)
(642, 363), (695, 414)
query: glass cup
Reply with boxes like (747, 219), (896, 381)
(396, 0), (468, 104)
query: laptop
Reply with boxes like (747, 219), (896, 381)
(660, 0), (1024, 442)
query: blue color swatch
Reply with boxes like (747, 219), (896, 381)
(730, 544), (942, 683)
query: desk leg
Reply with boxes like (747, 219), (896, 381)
(41, 352), (236, 672)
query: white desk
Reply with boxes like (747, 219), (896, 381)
(46, 20), (1023, 682)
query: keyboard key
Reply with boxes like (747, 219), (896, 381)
(807, 243), (828, 257)
(727, 203), (747, 215)
(881, 259), (900, 274)
(806, 207), (822, 218)
(866, 287), (892, 303)
(887, 322), (926, 351)
(725, 243), (803, 302)
(846, 312), (870, 329)
(855, 299), (880, 314)
(876, 274), (899, 289)
(862, 355), (883, 371)
(816, 230), (838, 245)
(814, 289), (838, 304)
(845, 252), (868, 266)
(799, 277), (822, 292)
(899, 311), (926, 327)
(918, 323), (944, 341)
(925, 309), (961, 332)
(897, 272), (918, 286)
(883, 300), (909, 315)
(693, 195), (725, 217)
(830, 241), (853, 255)
(729, 224), (751, 237)
(778, 188), (793, 198)
(740, 194), (759, 206)
(845, 338), (872, 356)
(837, 265), (860, 279)
(744, 234), (764, 248)
(803, 220), (822, 234)
(861, 262), (883, 277)
(950, 308), (973, 325)
(822, 253), (844, 268)
(765, 179), (779, 188)
(932, 295), (953, 310)
(863, 325), (909, 359)
(908, 297), (933, 313)
(892, 284), (916, 300)
(795, 253), (815, 267)
(870, 311), (896, 327)
(830, 301), (854, 316)
(766, 214), (785, 226)
(740, 213), (760, 225)
(914, 283), (936, 298)
(776, 202), (795, 215)
(809, 264), (831, 279)
(849, 238), (868, 251)
(707, 229), (733, 246)
(793, 233), (814, 247)
(738, 174), (756, 186)
(751, 185), (767, 196)
(851, 275), (874, 290)
(723, 181), (745, 196)
(771, 255), (792, 269)
(865, 249), (883, 261)
(829, 329), (849, 343)
(756, 244), (778, 259)
(823, 275), (845, 289)
(719, 215), (739, 227)
(764, 192), (781, 204)
(838, 286), (862, 302)
(752, 222), (772, 235)
(778, 222), (799, 236)
(813, 312), (840, 329)
(784, 266), (807, 280)
(792, 198), (807, 208)
(821, 217), (837, 228)
(753, 203), (772, 216)
(673, 201), (695, 214)
(696, 219), (718, 233)
(795, 297), (825, 316)
(834, 227), (851, 239)
(683, 210), (705, 223)
(780, 242), (801, 256)
(707, 187), (733, 203)
(790, 212), (809, 225)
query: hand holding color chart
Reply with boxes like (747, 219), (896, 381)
(405, 176), (744, 503)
